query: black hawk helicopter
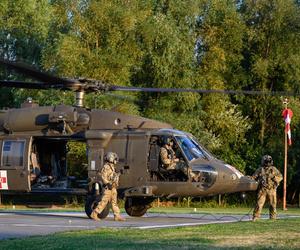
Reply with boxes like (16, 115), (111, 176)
(0, 59), (262, 219)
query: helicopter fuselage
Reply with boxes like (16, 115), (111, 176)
(0, 104), (257, 216)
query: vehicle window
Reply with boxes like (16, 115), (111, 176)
(1, 140), (25, 167)
(193, 165), (218, 188)
(190, 135), (215, 159)
(175, 135), (207, 161)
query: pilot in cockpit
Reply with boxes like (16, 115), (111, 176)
(159, 136), (196, 181)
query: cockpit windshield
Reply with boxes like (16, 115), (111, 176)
(175, 135), (212, 162)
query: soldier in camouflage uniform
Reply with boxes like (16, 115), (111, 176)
(160, 137), (196, 180)
(90, 152), (125, 222)
(252, 155), (283, 221)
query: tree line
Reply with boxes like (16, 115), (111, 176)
(1, 0), (300, 201)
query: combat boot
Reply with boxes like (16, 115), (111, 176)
(90, 211), (100, 221)
(114, 215), (126, 221)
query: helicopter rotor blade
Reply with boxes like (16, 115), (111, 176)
(0, 60), (112, 92)
(0, 60), (298, 96)
(0, 79), (298, 97)
(0, 59), (76, 85)
(109, 85), (297, 96)
(0, 80), (84, 91)
(0, 80), (56, 89)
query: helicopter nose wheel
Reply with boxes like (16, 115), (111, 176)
(125, 197), (153, 217)
(85, 195), (110, 219)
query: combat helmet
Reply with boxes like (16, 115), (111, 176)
(261, 155), (273, 167)
(105, 152), (119, 164)
(161, 136), (173, 146)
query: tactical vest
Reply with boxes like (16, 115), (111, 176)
(258, 166), (278, 190)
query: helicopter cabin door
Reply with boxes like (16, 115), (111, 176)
(0, 137), (31, 191)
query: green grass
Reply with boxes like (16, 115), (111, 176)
(148, 206), (300, 215)
(1, 218), (300, 249)
(1, 206), (300, 249)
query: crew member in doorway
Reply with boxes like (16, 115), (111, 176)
(252, 155), (283, 221)
(160, 137), (196, 180)
(90, 152), (125, 222)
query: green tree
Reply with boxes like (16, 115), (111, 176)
(132, 0), (208, 143)
(192, 0), (251, 170)
(238, 0), (300, 173)
(41, 0), (149, 113)
(0, 0), (53, 108)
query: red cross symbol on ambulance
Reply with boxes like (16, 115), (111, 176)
(0, 171), (8, 190)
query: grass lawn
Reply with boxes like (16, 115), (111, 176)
(0, 218), (300, 250)
(1, 207), (300, 250)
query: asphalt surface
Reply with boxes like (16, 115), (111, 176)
(0, 211), (299, 240)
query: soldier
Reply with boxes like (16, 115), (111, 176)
(90, 152), (125, 222)
(252, 155), (283, 221)
(160, 137), (196, 180)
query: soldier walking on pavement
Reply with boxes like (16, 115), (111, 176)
(90, 152), (125, 222)
(252, 155), (283, 221)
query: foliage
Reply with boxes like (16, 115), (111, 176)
(66, 141), (88, 178)
(41, 0), (147, 114)
(0, 0), (53, 108)
(237, 0), (300, 179)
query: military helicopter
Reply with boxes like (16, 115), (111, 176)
(0, 59), (259, 219)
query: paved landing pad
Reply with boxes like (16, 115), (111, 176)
(0, 211), (299, 240)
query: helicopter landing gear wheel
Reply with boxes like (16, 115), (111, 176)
(85, 195), (110, 219)
(125, 197), (152, 217)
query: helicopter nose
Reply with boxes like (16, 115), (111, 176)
(236, 176), (258, 192)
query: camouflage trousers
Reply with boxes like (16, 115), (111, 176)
(253, 188), (277, 219)
(94, 187), (120, 217)
(167, 161), (196, 180)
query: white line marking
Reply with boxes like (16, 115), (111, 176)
(0, 212), (113, 218)
(137, 219), (246, 229)
(137, 215), (300, 229)
(9, 224), (96, 229)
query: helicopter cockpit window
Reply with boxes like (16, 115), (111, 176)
(192, 165), (218, 188)
(175, 135), (207, 162)
(1, 140), (25, 167)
